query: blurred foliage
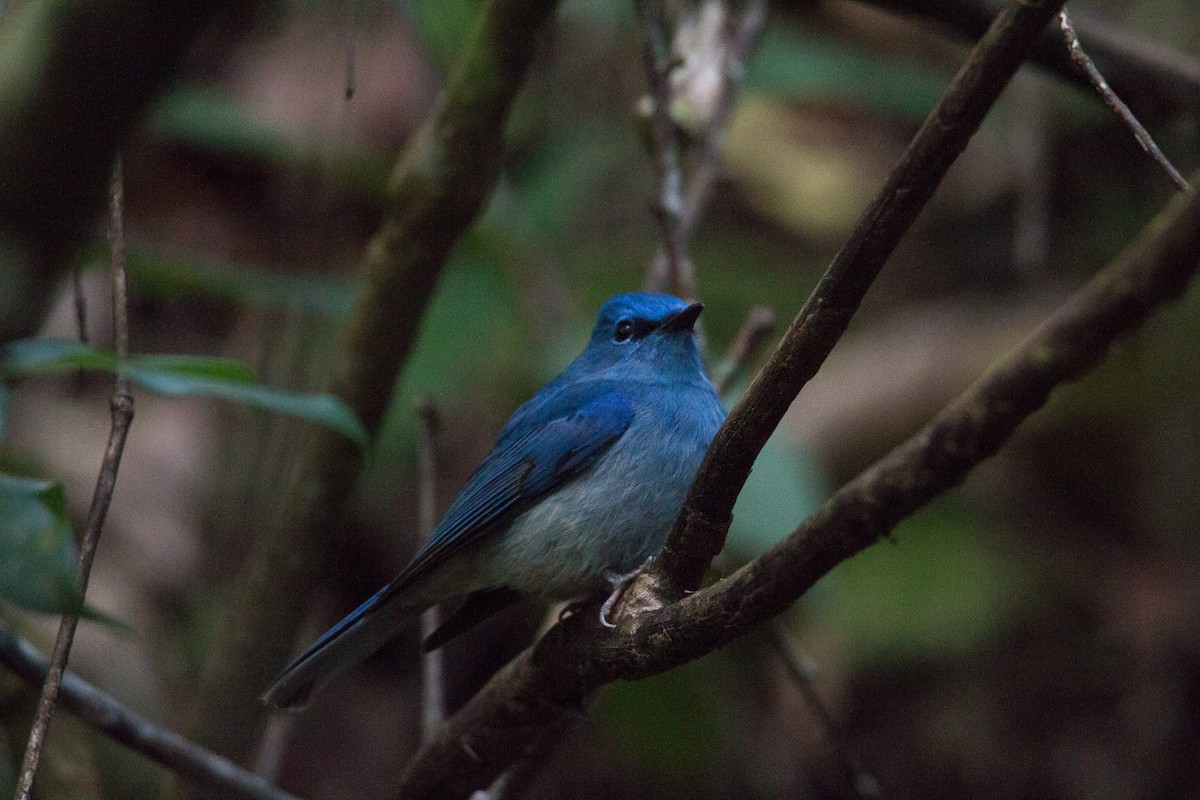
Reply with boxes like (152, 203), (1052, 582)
(2, 338), (367, 445)
(0, 474), (82, 615)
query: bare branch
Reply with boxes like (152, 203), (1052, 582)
(679, 0), (768, 237)
(1058, 9), (1189, 191)
(768, 624), (880, 800)
(15, 159), (136, 799)
(711, 305), (776, 396)
(0, 623), (299, 800)
(854, 0), (1200, 115)
(643, 0), (769, 297)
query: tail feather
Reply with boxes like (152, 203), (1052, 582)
(262, 589), (423, 711)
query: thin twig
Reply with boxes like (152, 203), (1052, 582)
(0, 623), (299, 800)
(712, 306), (776, 396)
(71, 265), (89, 344)
(15, 158), (135, 800)
(416, 400), (445, 746)
(768, 623), (880, 800)
(1058, 10), (1189, 191)
(636, 0), (693, 299)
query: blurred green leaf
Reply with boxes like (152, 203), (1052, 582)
(150, 89), (392, 201)
(804, 500), (1030, 666)
(410, 0), (485, 72)
(122, 244), (357, 317)
(747, 26), (947, 123)
(2, 339), (367, 446)
(0, 474), (83, 614)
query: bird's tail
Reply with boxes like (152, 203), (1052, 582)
(261, 586), (422, 711)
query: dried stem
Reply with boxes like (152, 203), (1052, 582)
(1058, 10), (1189, 191)
(768, 624), (880, 800)
(712, 305), (776, 396)
(416, 400), (445, 745)
(14, 158), (135, 800)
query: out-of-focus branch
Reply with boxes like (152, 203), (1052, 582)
(768, 624), (880, 799)
(711, 305), (776, 396)
(635, 0), (693, 298)
(182, 0), (564, 774)
(416, 401), (445, 745)
(643, 0), (769, 296)
(15, 161), (135, 800)
(1057, 10), (1189, 191)
(853, 0), (1200, 115)
(0, 0), (240, 344)
(0, 623), (299, 800)
(394, 2), (1067, 796)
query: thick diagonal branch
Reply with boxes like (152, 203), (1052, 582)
(183, 0), (563, 769)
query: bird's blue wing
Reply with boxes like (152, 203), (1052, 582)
(375, 385), (635, 607)
(263, 386), (634, 710)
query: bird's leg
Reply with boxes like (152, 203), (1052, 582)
(600, 556), (656, 628)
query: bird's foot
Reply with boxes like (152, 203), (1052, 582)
(600, 556), (656, 628)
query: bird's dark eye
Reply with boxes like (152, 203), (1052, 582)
(613, 319), (635, 343)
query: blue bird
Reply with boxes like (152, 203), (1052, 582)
(262, 292), (726, 710)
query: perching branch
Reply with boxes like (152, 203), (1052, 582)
(1057, 9), (1189, 191)
(0, 623), (299, 800)
(395, 2), (1071, 796)
(183, 0), (565, 771)
(14, 160), (135, 800)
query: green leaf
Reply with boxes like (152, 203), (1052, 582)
(0, 474), (84, 614)
(1, 337), (113, 375)
(2, 340), (368, 447)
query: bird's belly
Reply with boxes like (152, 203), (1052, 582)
(482, 428), (707, 600)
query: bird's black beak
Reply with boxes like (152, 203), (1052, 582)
(660, 302), (704, 333)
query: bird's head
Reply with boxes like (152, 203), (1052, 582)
(574, 292), (707, 383)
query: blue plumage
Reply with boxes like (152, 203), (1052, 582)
(263, 292), (725, 710)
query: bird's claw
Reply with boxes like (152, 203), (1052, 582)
(599, 556), (655, 628)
